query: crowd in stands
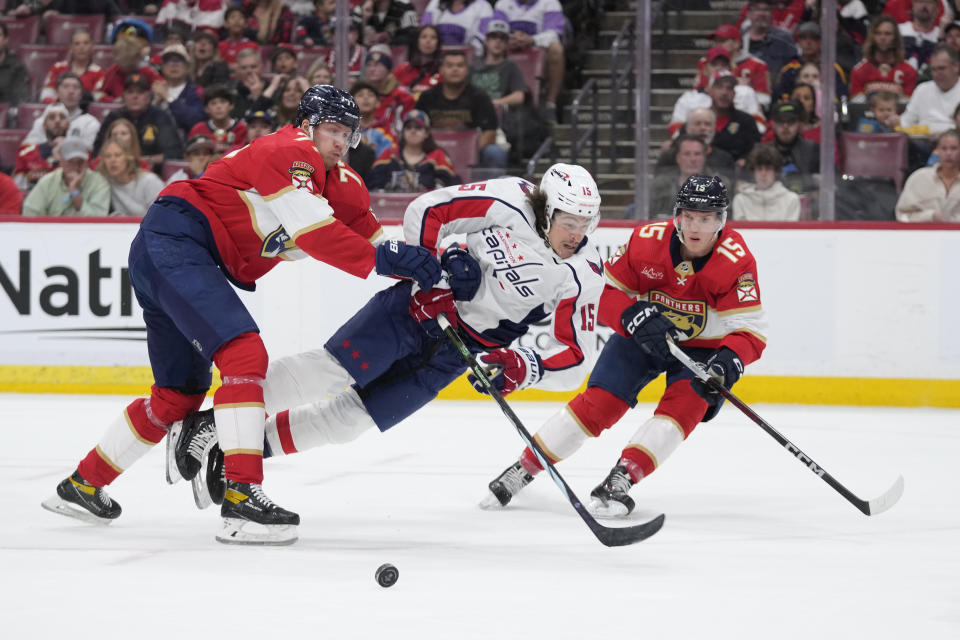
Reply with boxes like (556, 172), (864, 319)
(0, 0), (565, 216)
(4, 0), (960, 222)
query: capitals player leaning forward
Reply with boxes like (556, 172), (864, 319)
(171, 165), (608, 511)
(483, 174), (768, 517)
(41, 86), (442, 545)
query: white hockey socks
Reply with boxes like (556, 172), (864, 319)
(262, 348), (355, 414)
(264, 386), (375, 456)
(623, 415), (685, 472)
(527, 405), (594, 471)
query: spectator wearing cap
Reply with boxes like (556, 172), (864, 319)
(98, 34), (163, 102)
(0, 22), (28, 106)
(24, 73), (101, 150)
(166, 134), (216, 184)
(323, 19), (367, 83)
(352, 81), (400, 158)
(243, 108), (277, 143)
(649, 135), (713, 216)
(657, 107), (736, 179)
(741, 0), (798, 85)
(241, 0), (296, 45)
(774, 22), (849, 103)
(366, 0), (419, 48)
(94, 73), (184, 171)
(153, 43), (206, 138)
(697, 24), (771, 107)
(420, 0), (494, 56)
(271, 45), (298, 76)
(97, 136), (165, 216)
(193, 31), (232, 89)
(22, 137), (111, 217)
(219, 5), (260, 69)
(849, 14), (919, 103)
(415, 48), (506, 169)
(733, 143), (801, 221)
(393, 25), (444, 99)
(296, 0), (335, 46)
(470, 20), (527, 109)
(769, 99), (819, 196)
(368, 109), (460, 191)
(669, 65), (764, 145)
(705, 70), (761, 162)
(898, 0), (941, 75)
(189, 84), (249, 154)
(363, 44), (417, 136)
(0, 171), (22, 215)
(493, 0), (567, 122)
(157, 1), (229, 41)
(40, 28), (106, 104)
(14, 104), (70, 191)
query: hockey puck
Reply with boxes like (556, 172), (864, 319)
(375, 563), (399, 588)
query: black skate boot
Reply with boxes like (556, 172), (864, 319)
(588, 463), (636, 519)
(41, 471), (122, 525)
(216, 480), (300, 545)
(166, 408), (216, 485)
(480, 460), (534, 509)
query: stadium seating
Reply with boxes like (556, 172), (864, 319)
(369, 192), (418, 219)
(16, 103), (45, 130)
(296, 46), (332, 77)
(161, 160), (190, 182)
(432, 129), (479, 181)
(0, 15), (40, 51)
(91, 45), (114, 70)
(87, 102), (124, 121)
(0, 129), (28, 174)
(840, 132), (909, 192)
(18, 45), (67, 101)
(46, 14), (106, 46)
(0, 103), (7, 129)
(508, 48), (545, 107)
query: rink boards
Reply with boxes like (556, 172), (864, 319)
(1, 218), (958, 407)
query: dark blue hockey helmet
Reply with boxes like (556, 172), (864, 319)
(673, 174), (728, 239)
(295, 84), (362, 148)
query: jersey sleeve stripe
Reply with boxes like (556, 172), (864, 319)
(541, 293), (585, 371)
(419, 197), (492, 252)
(605, 270), (642, 296)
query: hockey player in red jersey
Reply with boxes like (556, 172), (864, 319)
(41, 85), (442, 545)
(482, 174), (768, 517)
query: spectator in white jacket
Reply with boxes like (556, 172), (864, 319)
(24, 73), (100, 150)
(895, 128), (960, 222)
(733, 143), (801, 221)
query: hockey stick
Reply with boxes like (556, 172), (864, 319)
(438, 314), (665, 546)
(665, 338), (904, 516)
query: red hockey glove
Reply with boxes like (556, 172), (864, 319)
(468, 347), (543, 396)
(409, 288), (458, 336)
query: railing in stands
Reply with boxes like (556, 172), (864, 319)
(568, 79), (599, 176)
(609, 18), (634, 174)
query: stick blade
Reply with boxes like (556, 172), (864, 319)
(593, 513), (666, 547)
(865, 475), (904, 516)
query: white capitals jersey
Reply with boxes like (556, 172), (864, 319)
(403, 178), (605, 391)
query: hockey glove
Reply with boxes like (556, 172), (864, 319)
(690, 347), (744, 422)
(621, 301), (683, 365)
(409, 287), (458, 337)
(375, 240), (442, 291)
(440, 245), (482, 301)
(468, 347), (543, 396)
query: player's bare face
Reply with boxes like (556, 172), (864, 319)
(313, 121), (352, 167)
(677, 210), (721, 259)
(548, 211), (592, 259)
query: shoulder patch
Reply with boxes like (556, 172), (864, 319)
(290, 160), (315, 174)
(736, 274), (759, 303)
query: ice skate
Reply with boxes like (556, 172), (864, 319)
(216, 480), (299, 546)
(192, 443), (226, 509)
(587, 464), (635, 519)
(166, 408), (216, 485)
(41, 471), (122, 525)
(480, 461), (534, 509)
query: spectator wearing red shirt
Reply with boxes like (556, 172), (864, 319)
(40, 27), (105, 103)
(849, 14), (919, 102)
(188, 84), (249, 154)
(242, 0), (296, 45)
(0, 172), (22, 215)
(697, 24), (771, 107)
(362, 44), (416, 137)
(98, 36), (162, 103)
(393, 25), (443, 99)
(13, 103), (70, 191)
(219, 5), (260, 68)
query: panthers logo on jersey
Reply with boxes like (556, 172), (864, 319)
(260, 225), (296, 259)
(649, 290), (707, 338)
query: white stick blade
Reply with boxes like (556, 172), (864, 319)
(867, 475), (905, 515)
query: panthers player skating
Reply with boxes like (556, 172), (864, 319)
(482, 174), (768, 517)
(41, 86), (441, 545)
(171, 165), (607, 508)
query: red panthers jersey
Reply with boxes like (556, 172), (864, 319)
(160, 125), (377, 289)
(599, 221), (767, 364)
(696, 55), (770, 102)
(849, 60), (918, 100)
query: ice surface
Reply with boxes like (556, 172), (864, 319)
(1, 394), (957, 639)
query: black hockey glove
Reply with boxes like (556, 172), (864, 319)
(440, 245), (481, 301)
(691, 347), (744, 422)
(621, 301), (683, 365)
(375, 240), (442, 291)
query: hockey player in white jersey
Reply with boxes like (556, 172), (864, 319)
(169, 164), (607, 510)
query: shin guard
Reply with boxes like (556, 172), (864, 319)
(213, 333), (268, 484)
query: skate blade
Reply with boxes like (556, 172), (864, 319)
(478, 491), (507, 510)
(191, 472), (213, 510)
(586, 498), (630, 520)
(165, 420), (184, 485)
(215, 518), (298, 546)
(40, 495), (115, 526)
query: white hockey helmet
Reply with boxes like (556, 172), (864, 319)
(539, 163), (602, 234)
